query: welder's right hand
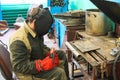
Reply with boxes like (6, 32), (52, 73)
(46, 48), (55, 56)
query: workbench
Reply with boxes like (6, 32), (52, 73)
(65, 31), (120, 80)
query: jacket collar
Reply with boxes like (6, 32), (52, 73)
(24, 22), (36, 38)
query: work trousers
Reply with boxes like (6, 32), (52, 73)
(15, 50), (69, 80)
(34, 50), (70, 80)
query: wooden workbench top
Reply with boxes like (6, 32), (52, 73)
(66, 31), (117, 66)
(77, 31), (116, 61)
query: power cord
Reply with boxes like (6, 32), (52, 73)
(0, 40), (8, 49)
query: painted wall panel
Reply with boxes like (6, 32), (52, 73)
(68, 0), (97, 11)
(0, 3), (2, 20)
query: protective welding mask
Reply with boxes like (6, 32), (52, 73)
(30, 8), (54, 37)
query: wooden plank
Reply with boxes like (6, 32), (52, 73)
(84, 53), (99, 66)
(67, 41), (100, 66)
(90, 51), (103, 62)
(93, 51), (107, 61)
(72, 40), (100, 53)
(66, 41), (98, 67)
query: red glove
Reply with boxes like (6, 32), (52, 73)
(36, 52), (59, 72)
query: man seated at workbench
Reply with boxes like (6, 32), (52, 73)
(9, 5), (70, 80)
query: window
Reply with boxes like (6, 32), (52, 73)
(1, 0), (47, 6)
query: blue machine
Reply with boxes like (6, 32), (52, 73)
(48, 0), (68, 48)
(54, 18), (66, 48)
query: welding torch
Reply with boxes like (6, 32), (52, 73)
(49, 48), (55, 63)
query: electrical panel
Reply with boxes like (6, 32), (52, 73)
(50, 0), (64, 7)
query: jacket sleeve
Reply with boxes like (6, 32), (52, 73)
(9, 40), (39, 75)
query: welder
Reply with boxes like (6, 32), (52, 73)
(9, 6), (70, 80)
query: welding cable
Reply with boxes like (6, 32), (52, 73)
(0, 40), (8, 49)
(113, 51), (120, 80)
